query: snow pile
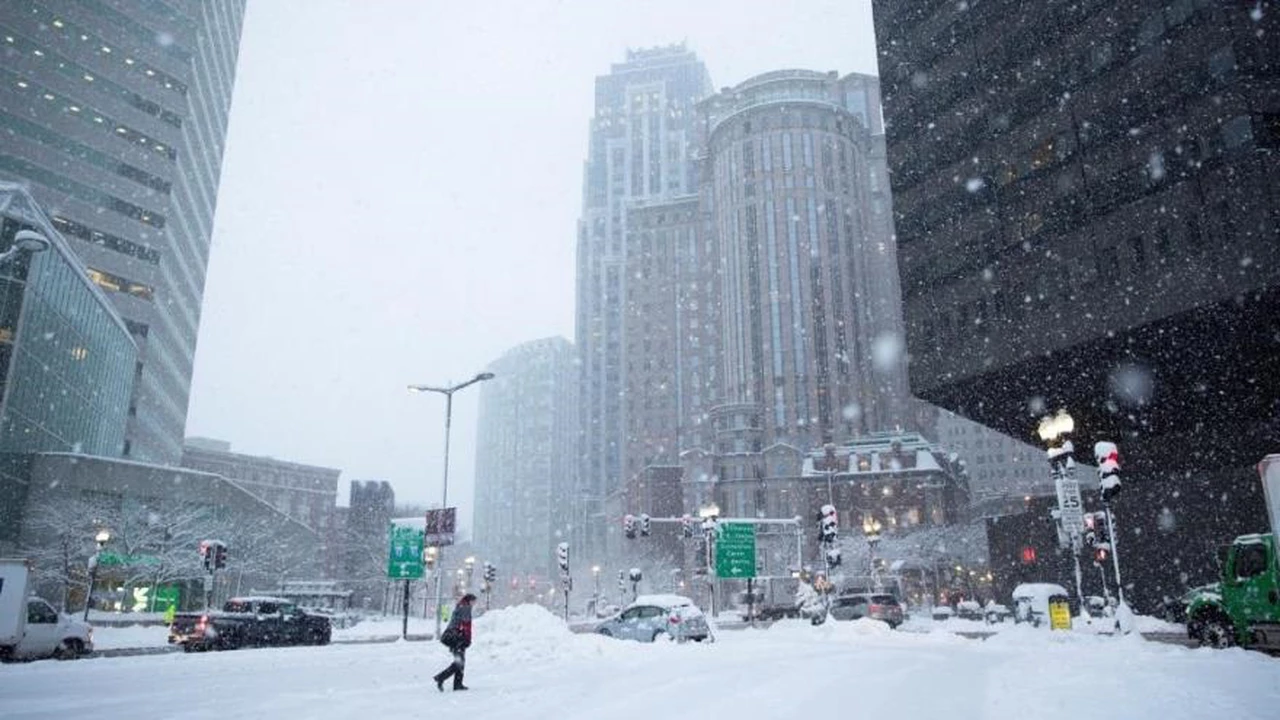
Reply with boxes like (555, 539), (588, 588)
(472, 603), (623, 664)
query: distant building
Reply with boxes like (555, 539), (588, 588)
(575, 44), (714, 560)
(180, 441), (340, 532)
(473, 337), (577, 581)
(340, 480), (394, 609)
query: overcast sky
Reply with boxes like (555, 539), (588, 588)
(185, 0), (880, 528)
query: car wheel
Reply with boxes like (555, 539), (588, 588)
(56, 639), (85, 660)
(651, 630), (668, 643)
(597, 628), (612, 637)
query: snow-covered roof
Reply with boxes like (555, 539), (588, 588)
(629, 594), (697, 609)
(229, 591), (293, 602)
(1011, 583), (1070, 601)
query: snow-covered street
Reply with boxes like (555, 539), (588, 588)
(2, 606), (1277, 719)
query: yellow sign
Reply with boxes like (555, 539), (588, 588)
(1048, 599), (1072, 630)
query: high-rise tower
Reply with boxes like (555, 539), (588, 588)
(0, 1), (247, 462)
(574, 44), (712, 557)
(697, 70), (909, 450)
(473, 337), (577, 581)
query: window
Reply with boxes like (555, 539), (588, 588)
(1222, 116), (1254, 150)
(27, 600), (57, 624)
(1234, 544), (1268, 579)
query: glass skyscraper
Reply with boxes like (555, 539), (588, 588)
(0, 1), (248, 463)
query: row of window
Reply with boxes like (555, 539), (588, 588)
(3, 66), (177, 161)
(28, 6), (190, 97)
(0, 154), (166, 230)
(52, 216), (161, 265)
(0, 108), (171, 195)
(1, 26), (183, 129)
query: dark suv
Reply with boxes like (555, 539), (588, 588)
(828, 593), (904, 628)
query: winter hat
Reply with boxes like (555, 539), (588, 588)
(460, 593), (477, 603)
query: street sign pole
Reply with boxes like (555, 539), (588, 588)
(402, 579), (410, 640)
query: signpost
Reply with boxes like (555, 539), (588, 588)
(424, 508), (457, 547)
(715, 522), (757, 579)
(387, 522), (425, 639)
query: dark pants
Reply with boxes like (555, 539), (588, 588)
(434, 647), (466, 689)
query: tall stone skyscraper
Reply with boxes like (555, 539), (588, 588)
(697, 71), (909, 451)
(473, 337), (577, 582)
(0, 1), (248, 462)
(574, 45), (712, 558)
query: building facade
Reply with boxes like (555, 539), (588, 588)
(873, 1), (1279, 609)
(0, 1), (248, 463)
(697, 70), (910, 452)
(180, 440), (340, 533)
(575, 45), (713, 559)
(0, 184), (137, 551)
(473, 337), (577, 581)
(622, 197), (719, 481)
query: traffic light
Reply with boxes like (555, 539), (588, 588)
(214, 543), (227, 569)
(640, 513), (651, 537)
(1095, 441), (1121, 503)
(1093, 545), (1110, 565)
(483, 561), (496, 584)
(556, 542), (570, 575)
(199, 540), (213, 571)
(680, 514), (694, 538)
(623, 514), (636, 539)
(825, 546), (842, 568)
(818, 504), (838, 545)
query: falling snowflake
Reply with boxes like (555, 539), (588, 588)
(1108, 363), (1155, 407)
(965, 177), (986, 193)
(872, 332), (904, 374)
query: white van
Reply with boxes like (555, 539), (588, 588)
(1, 558), (95, 660)
(1011, 582), (1071, 628)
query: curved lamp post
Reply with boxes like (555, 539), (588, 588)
(410, 372), (494, 638)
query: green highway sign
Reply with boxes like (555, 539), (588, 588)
(715, 521), (756, 579)
(387, 523), (425, 579)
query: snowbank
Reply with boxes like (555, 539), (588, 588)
(472, 604), (630, 664)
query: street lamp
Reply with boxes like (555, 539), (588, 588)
(862, 516), (883, 591)
(408, 371), (495, 639)
(591, 565), (601, 612)
(1037, 409), (1086, 611)
(0, 229), (51, 265)
(84, 529), (110, 621)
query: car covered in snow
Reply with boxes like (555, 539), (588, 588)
(595, 594), (713, 643)
(828, 593), (904, 628)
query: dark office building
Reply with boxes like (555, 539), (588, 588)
(0, 1), (248, 463)
(873, 1), (1279, 606)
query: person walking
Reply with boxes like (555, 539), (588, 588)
(434, 593), (476, 691)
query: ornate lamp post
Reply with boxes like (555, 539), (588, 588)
(862, 516), (883, 591)
(1037, 410), (1086, 610)
(84, 529), (110, 621)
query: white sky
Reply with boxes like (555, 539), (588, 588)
(185, 0), (880, 527)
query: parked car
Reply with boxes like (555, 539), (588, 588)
(955, 600), (984, 621)
(828, 593), (904, 628)
(595, 594), (713, 642)
(169, 596), (332, 651)
(984, 602), (1011, 624)
(1, 558), (94, 662)
(931, 606), (955, 621)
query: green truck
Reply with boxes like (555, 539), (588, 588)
(1185, 454), (1280, 650)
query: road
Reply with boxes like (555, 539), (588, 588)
(1, 608), (1277, 720)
